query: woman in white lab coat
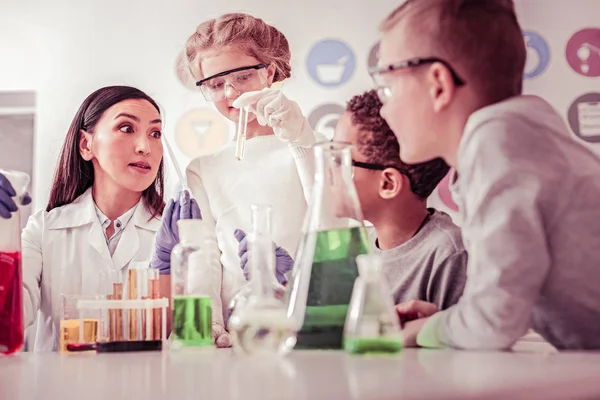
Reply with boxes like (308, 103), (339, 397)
(20, 86), (166, 352)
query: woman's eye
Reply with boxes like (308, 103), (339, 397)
(119, 125), (134, 133)
(151, 130), (162, 139)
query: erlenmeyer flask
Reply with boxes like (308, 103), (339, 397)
(344, 254), (402, 354)
(286, 141), (371, 349)
(229, 205), (296, 356)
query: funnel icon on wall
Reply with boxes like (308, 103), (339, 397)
(307, 39), (356, 87)
(176, 108), (231, 158)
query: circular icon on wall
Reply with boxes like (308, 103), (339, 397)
(523, 30), (550, 79)
(566, 28), (600, 77)
(437, 170), (459, 212)
(176, 108), (231, 158)
(308, 103), (346, 140)
(306, 39), (356, 87)
(367, 42), (380, 70)
(175, 51), (198, 91)
(567, 92), (600, 142)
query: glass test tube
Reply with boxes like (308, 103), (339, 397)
(114, 281), (124, 341)
(148, 269), (161, 340)
(136, 267), (155, 341)
(104, 269), (123, 342)
(236, 107), (249, 161)
(128, 269), (139, 341)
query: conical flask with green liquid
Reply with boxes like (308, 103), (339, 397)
(286, 141), (371, 349)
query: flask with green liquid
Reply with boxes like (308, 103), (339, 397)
(286, 141), (371, 350)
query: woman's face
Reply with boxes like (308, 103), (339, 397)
(200, 50), (275, 122)
(80, 99), (163, 194)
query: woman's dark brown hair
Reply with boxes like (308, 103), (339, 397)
(46, 86), (165, 218)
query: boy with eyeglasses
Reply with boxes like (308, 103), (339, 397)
(333, 89), (467, 313)
(373, 0), (600, 350)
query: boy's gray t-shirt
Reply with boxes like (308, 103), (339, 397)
(370, 210), (467, 310)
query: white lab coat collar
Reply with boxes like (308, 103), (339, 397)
(46, 188), (161, 270)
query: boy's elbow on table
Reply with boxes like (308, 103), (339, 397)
(430, 304), (532, 351)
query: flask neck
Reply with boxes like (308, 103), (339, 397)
(314, 142), (353, 184)
(310, 141), (366, 229)
(251, 205), (272, 237)
(248, 205), (277, 299)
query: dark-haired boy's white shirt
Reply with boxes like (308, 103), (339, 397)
(370, 209), (467, 310)
(418, 95), (600, 351)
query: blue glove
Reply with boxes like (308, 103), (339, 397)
(0, 172), (31, 219)
(151, 190), (201, 274)
(233, 229), (293, 284)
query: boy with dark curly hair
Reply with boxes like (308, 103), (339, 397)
(333, 89), (467, 312)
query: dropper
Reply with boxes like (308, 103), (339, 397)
(162, 134), (188, 190)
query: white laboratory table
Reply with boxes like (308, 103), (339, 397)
(1, 343), (600, 400)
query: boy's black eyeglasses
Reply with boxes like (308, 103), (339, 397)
(368, 57), (465, 103)
(351, 160), (412, 180)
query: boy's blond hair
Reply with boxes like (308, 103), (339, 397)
(382, 0), (526, 103)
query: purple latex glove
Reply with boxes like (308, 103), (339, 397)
(233, 229), (293, 284)
(150, 190), (201, 274)
(0, 172), (31, 219)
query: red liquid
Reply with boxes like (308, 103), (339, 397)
(0, 251), (23, 355)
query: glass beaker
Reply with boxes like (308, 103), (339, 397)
(343, 254), (402, 354)
(0, 169), (30, 355)
(60, 294), (104, 353)
(229, 205), (296, 356)
(171, 219), (220, 349)
(286, 141), (371, 350)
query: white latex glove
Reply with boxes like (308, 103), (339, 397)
(232, 88), (316, 147)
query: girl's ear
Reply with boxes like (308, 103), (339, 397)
(266, 63), (277, 86)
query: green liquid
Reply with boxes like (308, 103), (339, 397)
(172, 295), (213, 347)
(296, 227), (370, 350)
(344, 337), (403, 354)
